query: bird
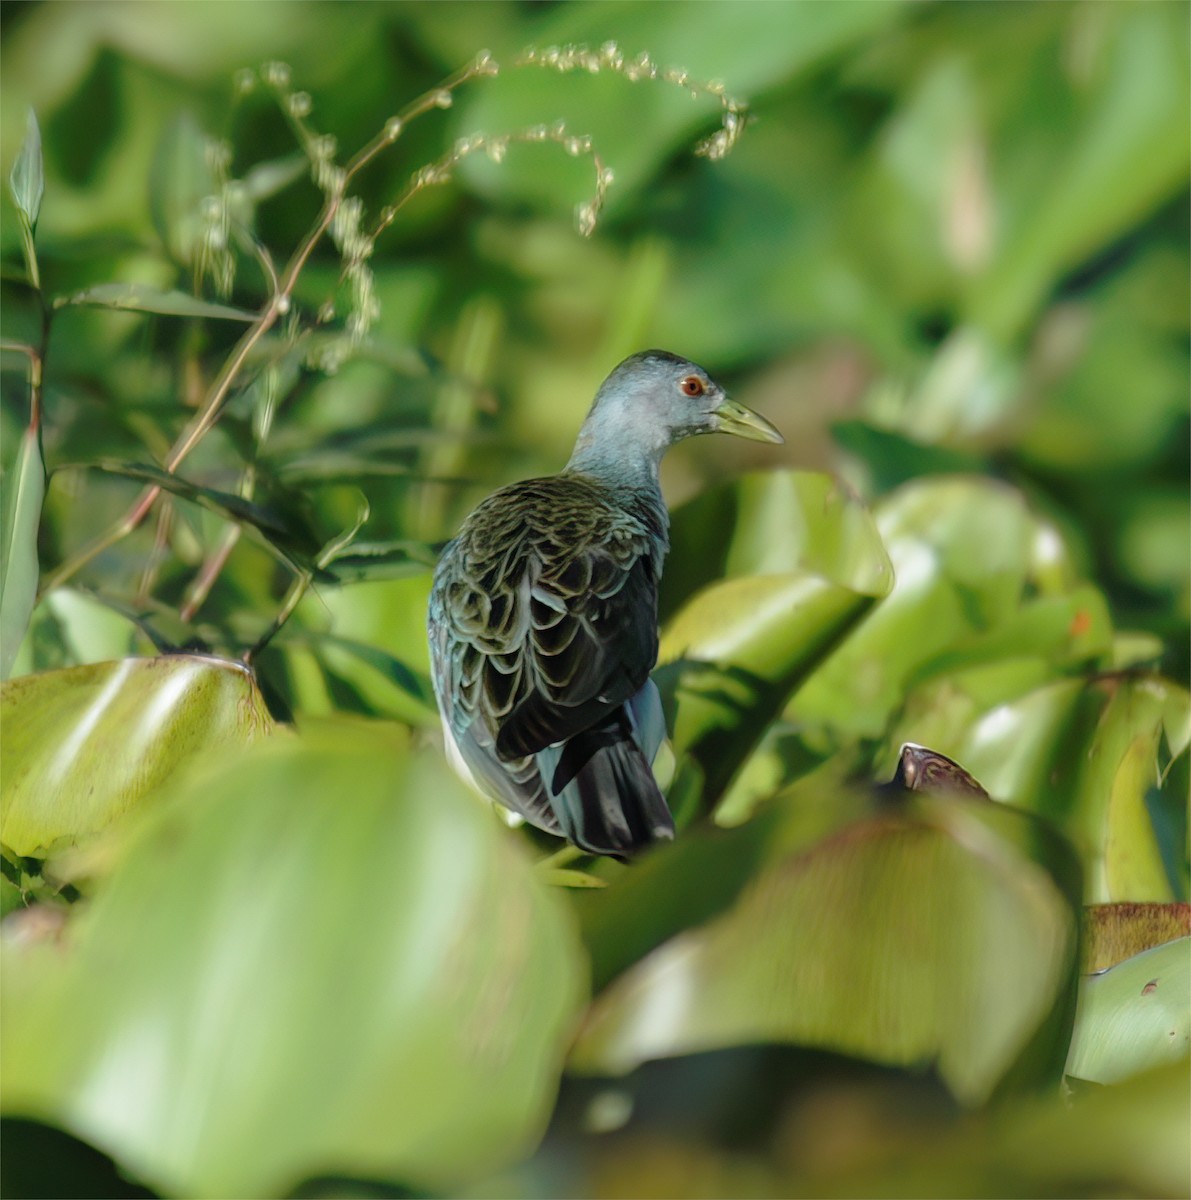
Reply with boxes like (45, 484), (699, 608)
(427, 350), (782, 857)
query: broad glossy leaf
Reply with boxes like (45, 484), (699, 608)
(657, 471), (892, 805)
(1003, 1059), (1190, 1199)
(0, 656), (273, 860)
(790, 477), (1101, 740)
(574, 792), (1079, 1105)
(0, 426), (45, 680)
(958, 674), (1189, 902)
(300, 634), (437, 726)
(300, 571), (435, 671)
(1066, 938), (1191, 1084)
(53, 283), (257, 322)
(573, 799), (801, 993)
(663, 468), (894, 618)
(0, 732), (587, 1197)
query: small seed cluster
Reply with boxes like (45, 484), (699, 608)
(205, 45), (746, 370)
(518, 41), (749, 161)
(196, 138), (237, 297)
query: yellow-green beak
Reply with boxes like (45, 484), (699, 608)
(714, 396), (784, 444)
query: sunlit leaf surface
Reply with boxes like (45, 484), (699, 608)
(0, 730), (587, 1198)
(658, 471), (893, 805)
(574, 792), (1079, 1105)
(1066, 938), (1191, 1085)
(1, 656), (273, 860)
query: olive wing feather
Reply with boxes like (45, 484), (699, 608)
(431, 477), (663, 771)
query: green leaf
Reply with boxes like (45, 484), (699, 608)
(572, 795), (806, 993)
(657, 471), (893, 806)
(239, 152), (308, 203)
(8, 108), (44, 229)
(1002, 1060), (1190, 1199)
(0, 732), (587, 1197)
(9, 587), (172, 680)
(0, 426), (46, 680)
(573, 791), (1079, 1105)
(972, 3), (1191, 338)
(958, 673), (1189, 902)
(790, 477), (1092, 740)
(80, 459), (324, 570)
(323, 538), (441, 582)
(53, 283), (257, 322)
(299, 571), (435, 677)
(0, 655), (273, 861)
(149, 110), (215, 266)
(307, 633), (437, 724)
(1066, 938), (1191, 1084)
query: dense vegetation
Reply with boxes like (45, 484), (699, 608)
(2, 3), (1188, 1197)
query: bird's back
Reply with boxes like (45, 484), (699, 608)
(428, 472), (671, 851)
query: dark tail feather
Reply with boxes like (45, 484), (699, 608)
(542, 720), (674, 857)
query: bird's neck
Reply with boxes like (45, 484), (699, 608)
(563, 409), (669, 495)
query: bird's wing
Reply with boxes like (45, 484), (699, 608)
(429, 569), (560, 833)
(430, 477), (662, 770)
(495, 540), (659, 759)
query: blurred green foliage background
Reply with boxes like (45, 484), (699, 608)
(1, 2), (1188, 1197)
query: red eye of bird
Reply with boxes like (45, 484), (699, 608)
(680, 375), (705, 397)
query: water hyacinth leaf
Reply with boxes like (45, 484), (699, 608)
(1096, 697), (1178, 901)
(657, 472), (892, 805)
(916, 583), (1113, 683)
(0, 656), (273, 860)
(1002, 1059), (1190, 1200)
(149, 110), (215, 266)
(0, 735), (587, 1198)
(880, 659), (1063, 778)
(8, 107), (44, 229)
(573, 793), (1078, 1104)
(664, 469), (894, 617)
(1065, 938), (1191, 1085)
(1083, 903), (1191, 973)
(790, 477), (1068, 740)
(53, 283), (257, 322)
(958, 674), (1189, 902)
(573, 784), (876, 994)
(922, 677), (1088, 809)
(0, 426), (46, 680)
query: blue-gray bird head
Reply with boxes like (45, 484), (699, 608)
(567, 350), (782, 476)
